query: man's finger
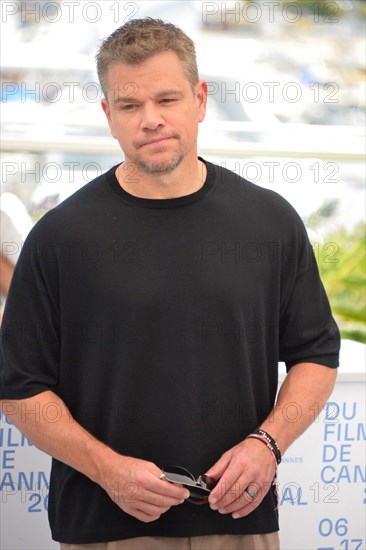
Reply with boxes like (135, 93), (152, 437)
(218, 481), (264, 514)
(144, 472), (190, 499)
(143, 488), (188, 508)
(205, 452), (231, 479)
(209, 471), (243, 506)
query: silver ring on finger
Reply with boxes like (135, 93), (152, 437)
(244, 487), (257, 500)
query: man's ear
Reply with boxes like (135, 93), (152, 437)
(195, 80), (208, 123)
(101, 98), (116, 139)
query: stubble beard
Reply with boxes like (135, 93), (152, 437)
(133, 148), (185, 175)
(134, 136), (184, 175)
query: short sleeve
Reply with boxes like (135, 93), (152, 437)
(279, 234), (340, 371)
(0, 232), (60, 400)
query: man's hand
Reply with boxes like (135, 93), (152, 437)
(99, 454), (190, 523)
(205, 438), (276, 519)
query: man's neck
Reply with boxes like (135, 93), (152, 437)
(115, 158), (207, 200)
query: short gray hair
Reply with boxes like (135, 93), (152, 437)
(96, 18), (199, 98)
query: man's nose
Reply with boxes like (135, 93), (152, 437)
(140, 103), (164, 130)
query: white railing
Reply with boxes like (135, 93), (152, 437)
(1, 121), (365, 161)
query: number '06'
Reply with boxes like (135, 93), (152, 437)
(319, 517), (348, 537)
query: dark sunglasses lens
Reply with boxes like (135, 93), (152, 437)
(200, 474), (218, 491)
(187, 486), (210, 505)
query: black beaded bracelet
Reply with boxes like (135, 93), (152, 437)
(253, 429), (282, 464)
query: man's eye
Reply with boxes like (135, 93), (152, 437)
(160, 98), (177, 104)
(121, 104), (137, 111)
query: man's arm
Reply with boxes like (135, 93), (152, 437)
(0, 390), (189, 522)
(206, 362), (337, 518)
(0, 254), (14, 297)
(259, 361), (337, 453)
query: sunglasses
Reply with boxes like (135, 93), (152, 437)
(160, 465), (218, 505)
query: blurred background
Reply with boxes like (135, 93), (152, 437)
(1, 0), (365, 342)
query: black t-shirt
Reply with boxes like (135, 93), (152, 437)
(0, 158), (340, 543)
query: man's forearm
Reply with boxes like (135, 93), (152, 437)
(259, 362), (338, 456)
(0, 390), (190, 521)
(0, 255), (14, 296)
(0, 390), (119, 486)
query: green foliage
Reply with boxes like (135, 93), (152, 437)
(313, 223), (366, 343)
(306, 199), (339, 230)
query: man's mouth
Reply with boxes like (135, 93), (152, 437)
(141, 136), (175, 147)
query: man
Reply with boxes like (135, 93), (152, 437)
(0, 18), (340, 550)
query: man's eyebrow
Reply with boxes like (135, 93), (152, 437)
(113, 89), (183, 104)
(113, 96), (140, 104)
(154, 89), (183, 98)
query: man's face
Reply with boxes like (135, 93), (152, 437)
(101, 51), (207, 175)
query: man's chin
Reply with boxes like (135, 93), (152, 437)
(135, 152), (184, 175)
